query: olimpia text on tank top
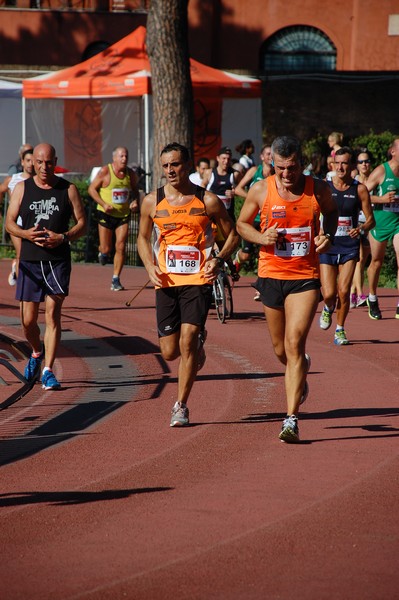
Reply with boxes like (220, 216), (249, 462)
(18, 177), (72, 262)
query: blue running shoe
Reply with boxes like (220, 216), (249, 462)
(111, 277), (124, 291)
(334, 329), (349, 345)
(41, 370), (61, 390)
(24, 353), (43, 382)
(98, 252), (108, 266)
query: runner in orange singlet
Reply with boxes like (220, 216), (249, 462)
(237, 136), (338, 443)
(138, 142), (239, 427)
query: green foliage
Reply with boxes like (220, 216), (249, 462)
(349, 130), (398, 168)
(302, 133), (326, 164)
(379, 242), (397, 288)
(69, 178), (99, 263)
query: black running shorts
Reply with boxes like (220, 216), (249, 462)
(253, 277), (321, 309)
(156, 284), (213, 337)
(96, 211), (129, 230)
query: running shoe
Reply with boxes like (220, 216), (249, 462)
(334, 329), (349, 345)
(24, 353), (43, 382)
(42, 370), (61, 390)
(350, 293), (357, 309)
(197, 329), (207, 371)
(98, 252), (108, 266)
(111, 277), (124, 291)
(279, 415), (300, 443)
(319, 306), (334, 330)
(396, 307), (399, 320)
(170, 402), (189, 427)
(300, 353), (311, 405)
(8, 260), (17, 286)
(367, 298), (382, 320)
(356, 294), (367, 308)
(233, 252), (242, 273)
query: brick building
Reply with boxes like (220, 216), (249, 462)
(0, 0), (398, 145)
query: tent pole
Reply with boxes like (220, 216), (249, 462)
(22, 96), (26, 144)
(144, 93), (150, 193)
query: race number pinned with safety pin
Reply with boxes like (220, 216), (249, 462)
(166, 245), (201, 273)
(274, 227), (311, 257)
(336, 216), (352, 236)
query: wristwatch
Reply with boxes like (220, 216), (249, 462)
(324, 233), (334, 243)
(62, 232), (69, 243)
(215, 256), (225, 266)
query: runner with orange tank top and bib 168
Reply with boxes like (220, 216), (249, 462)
(137, 142), (239, 427)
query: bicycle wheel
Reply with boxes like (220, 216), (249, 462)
(223, 275), (233, 319)
(213, 274), (226, 323)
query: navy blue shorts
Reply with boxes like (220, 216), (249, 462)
(319, 249), (359, 266)
(253, 277), (321, 309)
(16, 260), (71, 302)
(156, 285), (213, 337)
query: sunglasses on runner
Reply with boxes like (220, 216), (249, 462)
(357, 159), (370, 164)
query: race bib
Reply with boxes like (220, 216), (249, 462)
(166, 245), (200, 273)
(274, 227), (311, 257)
(112, 188), (129, 204)
(383, 199), (399, 213)
(336, 216), (353, 236)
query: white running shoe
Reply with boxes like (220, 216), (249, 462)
(8, 260), (17, 286)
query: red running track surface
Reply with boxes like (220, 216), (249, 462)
(0, 260), (398, 599)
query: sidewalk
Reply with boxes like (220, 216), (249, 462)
(1, 259), (398, 600)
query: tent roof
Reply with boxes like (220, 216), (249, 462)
(22, 26), (261, 100)
(0, 79), (22, 98)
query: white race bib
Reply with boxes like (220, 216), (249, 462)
(166, 245), (200, 273)
(336, 216), (353, 236)
(383, 200), (399, 213)
(112, 188), (129, 204)
(274, 227), (311, 257)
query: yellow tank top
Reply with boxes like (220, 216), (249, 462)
(153, 186), (215, 288)
(97, 164), (131, 218)
(258, 175), (321, 280)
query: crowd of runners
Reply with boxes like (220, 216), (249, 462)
(1, 134), (398, 442)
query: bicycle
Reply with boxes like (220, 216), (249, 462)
(212, 258), (239, 323)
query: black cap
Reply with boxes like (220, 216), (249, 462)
(218, 146), (232, 156)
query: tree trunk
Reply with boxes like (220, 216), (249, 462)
(146, 0), (193, 187)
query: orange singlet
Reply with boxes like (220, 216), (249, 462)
(153, 186), (215, 288)
(257, 175), (321, 280)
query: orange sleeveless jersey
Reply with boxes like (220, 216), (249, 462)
(153, 188), (215, 288)
(258, 175), (321, 280)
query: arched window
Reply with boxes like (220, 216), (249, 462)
(260, 26), (336, 73)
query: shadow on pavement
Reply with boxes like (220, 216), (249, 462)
(0, 487), (173, 507)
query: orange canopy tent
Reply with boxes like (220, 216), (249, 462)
(22, 26), (262, 183)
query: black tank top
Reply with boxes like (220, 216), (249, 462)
(207, 167), (235, 220)
(20, 177), (72, 261)
(325, 179), (360, 254)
